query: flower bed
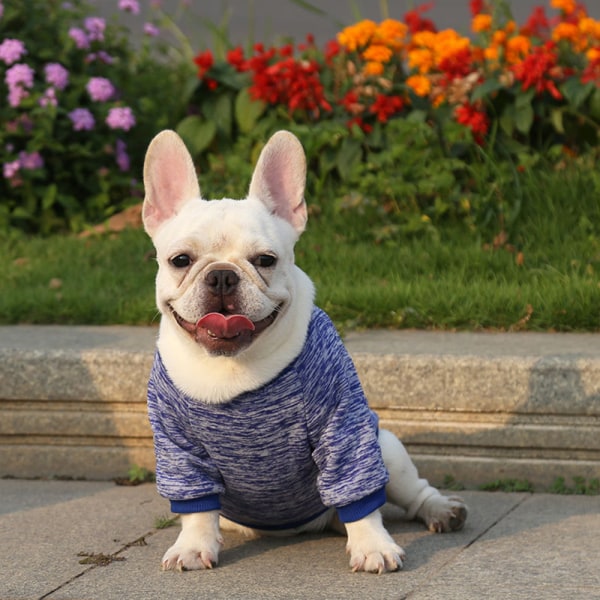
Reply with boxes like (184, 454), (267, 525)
(1, 0), (599, 236)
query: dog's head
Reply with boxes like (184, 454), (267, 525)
(143, 129), (309, 358)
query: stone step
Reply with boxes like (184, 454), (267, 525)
(1, 325), (598, 488)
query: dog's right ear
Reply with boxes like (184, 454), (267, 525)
(142, 130), (201, 237)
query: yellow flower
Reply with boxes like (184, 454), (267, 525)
(551, 0), (577, 14)
(406, 74), (431, 96)
(362, 44), (393, 64)
(472, 14), (493, 33)
(337, 20), (378, 52)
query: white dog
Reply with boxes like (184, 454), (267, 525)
(142, 129), (467, 574)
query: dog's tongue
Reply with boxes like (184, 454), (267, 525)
(196, 313), (255, 338)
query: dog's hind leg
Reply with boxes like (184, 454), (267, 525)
(378, 428), (467, 533)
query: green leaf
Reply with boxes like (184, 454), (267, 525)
(471, 78), (504, 102)
(235, 88), (267, 133)
(176, 116), (217, 157)
(213, 94), (233, 138)
(515, 103), (534, 135)
(42, 184), (58, 211)
(336, 137), (362, 181)
(560, 79), (594, 110)
(589, 87), (600, 121)
(550, 108), (565, 134)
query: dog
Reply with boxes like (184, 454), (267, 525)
(142, 129), (467, 574)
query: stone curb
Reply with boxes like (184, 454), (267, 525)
(1, 325), (599, 487)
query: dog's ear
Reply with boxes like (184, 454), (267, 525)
(142, 130), (201, 237)
(248, 131), (307, 234)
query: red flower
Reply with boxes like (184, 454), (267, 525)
(455, 101), (489, 144)
(521, 6), (550, 38)
(511, 41), (562, 100)
(582, 52), (600, 86)
(369, 94), (404, 123)
(249, 54), (331, 117)
(404, 3), (436, 34)
(339, 90), (362, 115)
(324, 39), (341, 64)
(469, 0), (485, 17)
(226, 47), (246, 71)
(347, 116), (373, 133)
(438, 48), (475, 82)
(193, 49), (214, 79)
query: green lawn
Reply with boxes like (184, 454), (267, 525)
(2, 163), (600, 331)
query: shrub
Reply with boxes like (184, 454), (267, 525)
(0, 0), (192, 234)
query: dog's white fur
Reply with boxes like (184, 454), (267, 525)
(143, 130), (467, 574)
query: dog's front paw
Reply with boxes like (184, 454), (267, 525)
(345, 510), (406, 574)
(162, 541), (221, 571)
(417, 495), (468, 533)
(161, 511), (223, 571)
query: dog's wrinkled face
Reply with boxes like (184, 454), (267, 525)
(143, 130), (308, 357)
(151, 197), (296, 356)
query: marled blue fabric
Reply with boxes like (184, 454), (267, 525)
(147, 306), (389, 529)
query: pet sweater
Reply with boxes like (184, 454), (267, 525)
(147, 306), (389, 530)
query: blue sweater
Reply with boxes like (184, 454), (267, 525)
(147, 307), (389, 530)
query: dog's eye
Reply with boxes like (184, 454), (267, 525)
(170, 254), (192, 268)
(253, 254), (277, 268)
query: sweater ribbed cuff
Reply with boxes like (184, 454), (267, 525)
(336, 487), (386, 523)
(170, 494), (221, 514)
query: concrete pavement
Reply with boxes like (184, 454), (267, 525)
(0, 479), (598, 600)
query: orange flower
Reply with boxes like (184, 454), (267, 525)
(375, 19), (408, 51)
(472, 14), (492, 33)
(551, 0), (577, 14)
(362, 44), (393, 64)
(505, 35), (532, 64)
(406, 74), (431, 96)
(364, 61), (385, 76)
(337, 20), (378, 52)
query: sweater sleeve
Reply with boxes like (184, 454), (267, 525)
(147, 352), (224, 514)
(300, 309), (389, 522)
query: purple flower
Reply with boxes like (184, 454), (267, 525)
(44, 63), (69, 90)
(86, 77), (115, 102)
(68, 108), (95, 131)
(143, 23), (160, 37)
(19, 151), (44, 170)
(39, 87), (58, 108)
(3, 159), (20, 179)
(115, 139), (130, 171)
(0, 38), (27, 65)
(86, 51), (114, 64)
(118, 0), (140, 14)
(68, 27), (89, 49)
(5, 63), (34, 107)
(84, 17), (106, 42)
(106, 106), (136, 131)
(5, 63), (34, 87)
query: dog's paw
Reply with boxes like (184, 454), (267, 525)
(161, 540), (221, 571)
(417, 495), (468, 533)
(347, 539), (406, 574)
(345, 511), (405, 574)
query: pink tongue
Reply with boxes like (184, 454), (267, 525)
(196, 313), (255, 338)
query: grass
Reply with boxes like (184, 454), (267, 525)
(2, 163), (600, 331)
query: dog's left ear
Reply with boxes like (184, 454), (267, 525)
(248, 131), (307, 234)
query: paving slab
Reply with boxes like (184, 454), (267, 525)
(2, 481), (597, 600)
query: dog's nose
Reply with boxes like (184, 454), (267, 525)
(205, 269), (239, 296)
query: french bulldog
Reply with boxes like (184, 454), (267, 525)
(142, 129), (467, 574)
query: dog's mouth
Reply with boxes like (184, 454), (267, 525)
(169, 305), (282, 356)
